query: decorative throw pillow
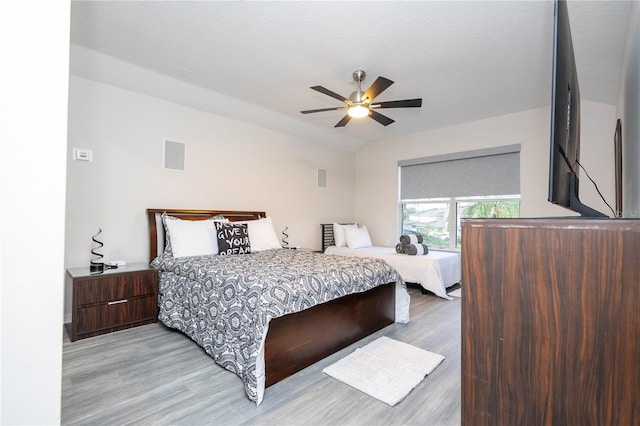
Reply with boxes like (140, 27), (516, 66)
(215, 222), (251, 255)
(333, 222), (358, 247)
(161, 212), (175, 257)
(243, 216), (281, 251)
(344, 225), (373, 249)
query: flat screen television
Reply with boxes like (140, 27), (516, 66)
(548, 0), (607, 217)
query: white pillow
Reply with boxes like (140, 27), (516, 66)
(333, 222), (357, 247)
(244, 216), (282, 251)
(164, 218), (219, 258)
(344, 225), (373, 249)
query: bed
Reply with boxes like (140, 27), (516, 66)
(146, 209), (410, 405)
(321, 223), (461, 299)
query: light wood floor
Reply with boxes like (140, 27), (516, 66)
(61, 287), (461, 425)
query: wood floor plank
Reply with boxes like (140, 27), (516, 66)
(61, 288), (461, 425)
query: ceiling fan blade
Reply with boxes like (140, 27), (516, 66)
(334, 114), (352, 127)
(362, 77), (394, 102)
(300, 106), (347, 114)
(369, 110), (395, 126)
(371, 98), (422, 109)
(310, 86), (351, 104)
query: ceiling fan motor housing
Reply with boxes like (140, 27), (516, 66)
(352, 70), (367, 103)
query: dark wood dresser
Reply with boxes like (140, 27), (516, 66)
(461, 218), (640, 425)
(67, 263), (158, 341)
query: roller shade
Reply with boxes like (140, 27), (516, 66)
(399, 145), (520, 200)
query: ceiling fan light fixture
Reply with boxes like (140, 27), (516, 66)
(348, 104), (369, 118)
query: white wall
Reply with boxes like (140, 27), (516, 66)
(0, 1), (68, 424)
(355, 102), (616, 246)
(617, 1), (640, 218)
(65, 76), (356, 321)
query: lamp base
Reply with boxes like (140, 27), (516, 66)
(90, 262), (104, 273)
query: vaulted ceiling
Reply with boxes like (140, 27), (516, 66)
(69, 1), (631, 151)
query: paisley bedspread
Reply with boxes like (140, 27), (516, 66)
(152, 249), (408, 404)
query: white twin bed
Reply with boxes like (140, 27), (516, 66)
(322, 223), (461, 299)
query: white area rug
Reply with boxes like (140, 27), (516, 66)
(322, 336), (445, 406)
(448, 288), (461, 298)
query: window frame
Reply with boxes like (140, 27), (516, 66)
(400, 194), (521, 250)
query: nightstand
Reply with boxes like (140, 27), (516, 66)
(284, 247), (323, 253)
(66, 262), (158, 342)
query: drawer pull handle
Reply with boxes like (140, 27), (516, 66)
(108, 299), (128, 305)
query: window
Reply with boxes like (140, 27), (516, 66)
(402, 195), (520, 249)
(399, 145), (521, 249)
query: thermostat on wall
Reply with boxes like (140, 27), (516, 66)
(73, 148), (93, 162)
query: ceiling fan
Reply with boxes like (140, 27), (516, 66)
(300, 70), (422, 127)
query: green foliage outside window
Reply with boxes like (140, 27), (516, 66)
(460, 200), (520, 219)
(455, 200), (520, 246)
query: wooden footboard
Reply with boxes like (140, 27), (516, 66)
(265, 282), (396, 386)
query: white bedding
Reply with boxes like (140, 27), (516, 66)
(325, 245), (461, 299)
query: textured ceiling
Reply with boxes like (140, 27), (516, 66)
(69, 1), (631, 151)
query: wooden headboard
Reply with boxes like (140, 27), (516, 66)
(146, 208), (266, 262)
(320, 223), (356, 252)
(320, 224), (335, 253)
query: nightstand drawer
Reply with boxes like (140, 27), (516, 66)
(75, 295), (157, 334)
(75, 271), (156, 305)
(67, 263), (159, 341)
